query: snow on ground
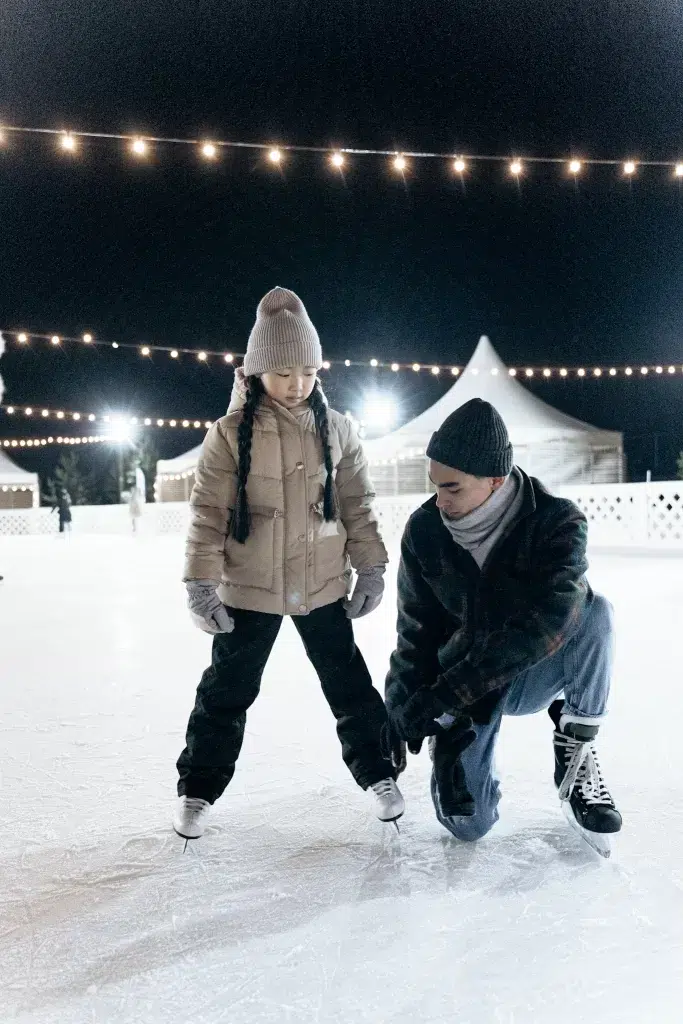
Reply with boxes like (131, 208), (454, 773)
(0, 532), (682, 1024)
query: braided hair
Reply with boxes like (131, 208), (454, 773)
(308, 378), (340, 523)
(230, 374), (339, 544)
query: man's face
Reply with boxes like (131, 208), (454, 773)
(429, 460), (506, 520)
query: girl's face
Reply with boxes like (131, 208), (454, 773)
(261, 366), (317, 408)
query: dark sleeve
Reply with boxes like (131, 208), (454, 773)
(385, 523), (452, 717)
(440, 504), (590, 710)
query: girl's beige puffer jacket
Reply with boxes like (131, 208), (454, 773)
(183, 395), (388, 616)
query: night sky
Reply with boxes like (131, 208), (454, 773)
(2, 0), (683, 486)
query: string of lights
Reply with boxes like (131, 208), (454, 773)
(3, 124), (683, 180)
(3, 330), (683, 379)
(1, 435), (107, 449)
(0, 404), (214, 429)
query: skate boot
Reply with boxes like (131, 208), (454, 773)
(173, 796), (211, 840)
(370, 778), (405, 823)
(548, 701), (621, 855)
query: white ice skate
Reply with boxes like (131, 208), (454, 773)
(173, 796), (211, 841)
(370, 778), (405, 826)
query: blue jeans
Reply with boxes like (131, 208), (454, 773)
(431, 593), (614, 841)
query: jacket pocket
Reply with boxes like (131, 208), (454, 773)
(310, 502), (349, 589)
(223, 505), (281, 592)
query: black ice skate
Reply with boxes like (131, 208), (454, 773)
(548, 700), (622, 858)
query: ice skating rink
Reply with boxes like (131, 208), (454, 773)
(1, 533), (682, 1024)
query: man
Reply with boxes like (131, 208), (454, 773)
(385, 398), (622, 851)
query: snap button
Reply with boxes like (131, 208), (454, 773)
(298, 604), (307, 613)
(298, 534), (306, 542)
(296, 462), (304, 470)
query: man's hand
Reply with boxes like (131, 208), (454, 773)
(391, 685), (451, 742)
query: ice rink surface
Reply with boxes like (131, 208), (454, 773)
(1, 533), (682, 1023)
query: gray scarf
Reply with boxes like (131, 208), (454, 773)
(440, 467), (524, 569)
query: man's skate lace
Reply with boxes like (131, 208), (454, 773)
(371, 779), (395, 796)
(556, 734), (613, 805)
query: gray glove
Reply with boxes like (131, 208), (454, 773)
(345, 565), (385, 619)
(186, 579), (235, 634)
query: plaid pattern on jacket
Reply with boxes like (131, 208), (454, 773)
(385, 471), (591, 725)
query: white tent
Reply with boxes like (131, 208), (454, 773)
(155, 444), (202, 502)
(0, 450), (40, 508)
(362, 336), (624, 495)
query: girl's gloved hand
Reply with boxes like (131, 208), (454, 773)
(345, 565), (385, 619)
(186, 580), (235, 634)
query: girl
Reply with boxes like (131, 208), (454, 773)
(174, 287), (404, 841)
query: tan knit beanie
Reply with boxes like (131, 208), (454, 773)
(243, 287), (323, 376)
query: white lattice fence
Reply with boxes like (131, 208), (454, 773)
(1, 484), (682, 546)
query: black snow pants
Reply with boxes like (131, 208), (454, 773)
(177, 599), (395, 803)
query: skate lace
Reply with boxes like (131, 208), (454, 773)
(556, 734), (613, 806)
(183, 797), (209, 816)
(371, 778), (395, 797)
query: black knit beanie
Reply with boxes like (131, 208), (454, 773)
(426, 398), (513, 476)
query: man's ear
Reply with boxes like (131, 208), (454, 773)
(490, 476), (507, 492)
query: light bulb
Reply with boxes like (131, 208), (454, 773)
(391, 363), (400, 372)
(525, 368), (534, 377)
(268, 148), (282, 164)
(170, 350), (179, 359)
(51, 335), (60, 345)
(451, 367), (460, 376)
(322, 360), (331, 370)
(193, 421), (201, 429)
(73, 412), (81, 420)
(370, 358), (378, 367)
(578, 368), (586, 377)
(593, 368), (602, 376)
(60, 133), (76, 152)
(41, 409), (49, 417)
(453, 158), (466, 173)
(625, 367), (633, 376)
(640, 366), (648, 374)
(88, 414), (95, 421)
(201, 142), (217, 159)
(82, 333), (92, 343)
(431, 366), (440, 375)
(675, 164), (683, 178)
(330, 152), (345, 169)
(393, 155), (407, 172)
(508, 368), (517, 376)
(224, 353), (233, 363)
(182, 420), (190, 428)
(569, 159), (582, 174)
(197, 351), (207, 361)
(144, 418), (151, 426)
(543, 368), (551, 377)
(17, 333), (28, 343)
(412, 363), (421, 372)
(112, 342), (119, 349)
(57, 411), (64, 419)
(655, 365), (663, 373)
(25, 407), (33, 416)
(668, 366), (676, 374)
(141, 346), (150, 356)
(344, 359), (351, 367)
(132, 138), (147, 156)
(204, 420), (212, 428)
(623, 161), (636, 175)
(609, 368), (617, 376)
(157, 419), (164, 426)
(169, 419), (177, 427)
(510, 160), (523, 176)
(560, 368), (568, 377)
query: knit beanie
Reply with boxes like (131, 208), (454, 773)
(243, 287), (323, 376)
(426, 398), (513, 476)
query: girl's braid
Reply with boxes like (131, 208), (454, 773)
(230, 375), (263, 543)
(308, 379), (340, 522)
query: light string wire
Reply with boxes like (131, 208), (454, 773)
(2, 124), (683, 175)
(2, 330), (683, 378)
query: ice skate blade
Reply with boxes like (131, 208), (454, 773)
(173, 826), (203, 842)
(561, 802), (611, 859)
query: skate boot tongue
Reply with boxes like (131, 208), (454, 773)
(561, 720), (599, 742)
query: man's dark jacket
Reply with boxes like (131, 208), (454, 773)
(385, 470), (591, 731)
